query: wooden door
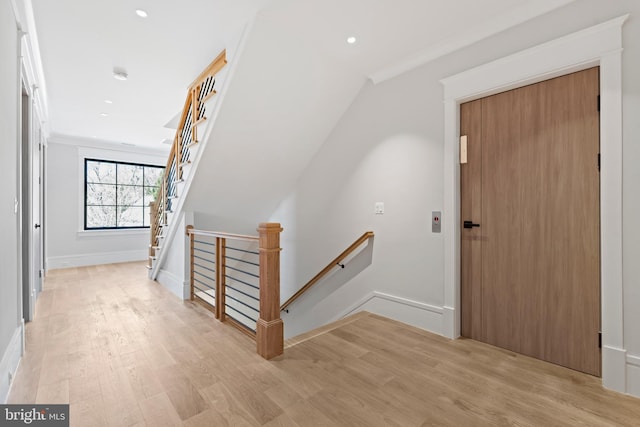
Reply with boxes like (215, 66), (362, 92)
(460, 68), (601, 376)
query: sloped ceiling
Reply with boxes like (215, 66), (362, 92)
(29, 0), (574, 151)
(183, 0), (576, 231)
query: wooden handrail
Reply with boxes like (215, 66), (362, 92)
(188, 50), (227, 90)
(280, 231), (374, 311)
(187, 228), (259, 243)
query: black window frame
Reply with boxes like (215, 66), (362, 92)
(84, 158), (164, 230)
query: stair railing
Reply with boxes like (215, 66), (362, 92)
(148, 200), (159, 267)
(280, 231), (374, 312)
(149, 50), (227, 266)
(186, 223), (284, 360)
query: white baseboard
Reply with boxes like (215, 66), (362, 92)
(602, 345), (627, 394)
(1, 323), (24, 403)
(336, 291), (444, 336)
(442, 306), (457, 339)
(156, 269), (189, 300)
(47, 249), (147, 269)
(627, 355), (640, 398)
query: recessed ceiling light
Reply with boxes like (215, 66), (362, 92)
(113, 69), (128, 81)
(100, 113), (108, 117)
(347, 36), (357, 44)
(135, 9), (148, 18)
(104, 99), (113, 104)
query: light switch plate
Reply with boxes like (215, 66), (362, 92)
(375, 202), (384, 215)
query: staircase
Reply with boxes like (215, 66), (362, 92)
(148, 50), (228, 279)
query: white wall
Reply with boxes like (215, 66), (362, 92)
(0, 0), (22, 403)
(274, 62), (446, 336)
(156, 211), (192, 299)
(270, 0), (640, 396)
(46, 135), (167, 269)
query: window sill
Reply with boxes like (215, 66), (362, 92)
(77, 229), (149, 238)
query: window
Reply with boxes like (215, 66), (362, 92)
(84, 158), (164, 229)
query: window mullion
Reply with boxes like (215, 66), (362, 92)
(115, 163), (118, 227)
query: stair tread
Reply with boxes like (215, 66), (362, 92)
(191, 117), (207, 128)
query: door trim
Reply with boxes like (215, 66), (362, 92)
(440, 15), (628, 393)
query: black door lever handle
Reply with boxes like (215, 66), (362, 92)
(463, 220), (480, 229)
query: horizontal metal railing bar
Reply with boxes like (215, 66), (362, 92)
(194, 239), (216, 247)
(193, 247), (216, 257)
(225, 305), (257, 324)
(194, 295), (217, 312)
(187, 228), (258, 243)
(224, 293), (259, 313)
(193, 262), (216, 275)
(225, 274), (259, 290)
(194, 270), (216, 283)
(225, 246), (259, 256)
(224, 255), (259, 267)
(225, 264), (259, 279)
(194, 277), (216, 291)
(225, 283), (259, 301)
(225, 315), (257, 336)
(193, 254), (215, 265)
(193, 283), (216, 295)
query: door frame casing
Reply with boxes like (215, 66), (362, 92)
(440, 15), (628, 392)
(20, 85), (34, 322)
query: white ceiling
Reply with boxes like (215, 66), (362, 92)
(29, 0), (575, 151)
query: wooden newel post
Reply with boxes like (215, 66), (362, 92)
(215, 237), (226, 321)
(256, 222), (284, 359)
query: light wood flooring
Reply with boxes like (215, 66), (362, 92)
(7, 262), (640, 426)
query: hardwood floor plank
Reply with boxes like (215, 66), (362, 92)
(262, 412), (300, 427)
(155, 365), (210, 421)
(35, 379), (69, 404)
(69, 374), (101, 404)
(283, 400), (337, 427)
(6, 262), (640, 427)
(197, 382), (260, 426)
(138, 392), (182, 427)
(69, 394), (106, 427)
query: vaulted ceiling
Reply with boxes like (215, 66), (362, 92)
(29, 0), (575, 150)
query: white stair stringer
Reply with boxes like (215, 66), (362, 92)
(150, 16), (256, 281)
